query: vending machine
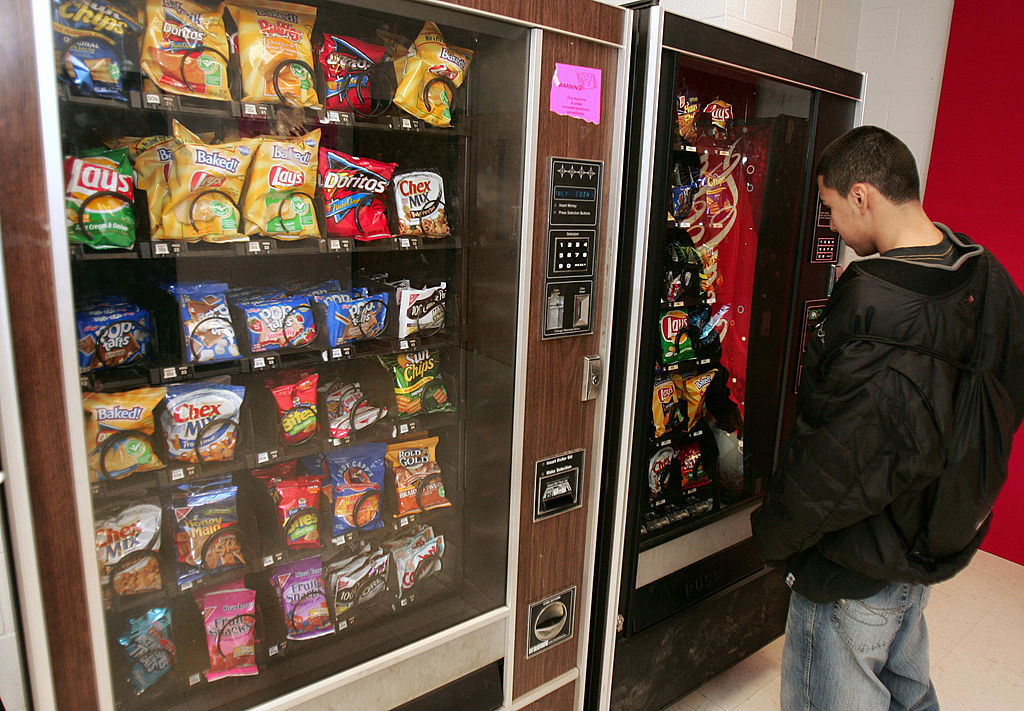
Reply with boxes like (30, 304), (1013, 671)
(0, 0), (628, 709)
(588, 5), (862, 710)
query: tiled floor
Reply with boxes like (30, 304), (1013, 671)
(663, 550), (1024, 711)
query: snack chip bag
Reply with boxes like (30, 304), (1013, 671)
(394, 171), (449, 236)
(676, 93), (700, 143)
(270, 371), (319, 445)
(378, 349), (454, 418)
(242, 130), (320, 239)
(198, 586), (258, 681)
(166, 282), (240, 363)
(396, 283), (446, 337)
(119, 607), (175, 695)
(64, 147), (135, 250)
(326, 547), (389, 626)
(652, 376), (680, 439)
(270, 556), (333, 640)
(275, 475), (322, 548)
(161, 381), (245, 463)
(671, 369), (716, 430)
(385, 436), (451, 517)
(172, 479), (245, 586)
(676, 441), (710, 490)
(319, 148), (396, 240)
(318, 443), (387, 536)
(76, 300), (152, 372)
(236, 293), (316, 352)
(163, 124), (257, 242)
(134, 136), (177, 240)
(141, 0), (231, 101)
(648, 445), (674, 504)
(384, 524), (444, 594)
(659, 308), (695, 365)
(393, 22), (472, 127)
(324, 380), (386, 441)
(319, 34), (389, 115)
(83, 387), (166, 482)
(227, 1), (319, 107)
(95, 503), (162, 598)
(54, 0), (140, 102)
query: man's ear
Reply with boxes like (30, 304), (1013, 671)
(848, 182), (871, 213)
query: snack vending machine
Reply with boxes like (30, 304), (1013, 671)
(588, 5), (862, 711)
(0, 0), (627, 708)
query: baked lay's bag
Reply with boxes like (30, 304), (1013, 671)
(64, 147), (135, 250)
(83, 387), (166, 482)
(319, 148), (396, 240)
(134, 136), (177, 240)
(227, 1), (319, 107)
(393, 22), (472, 128)
(141, 0), (231, 102)
(164, 122), (257, 242)
(243, 130), (320, 239)
(670, 370), (716, 430)
(53, 0), (141, 102)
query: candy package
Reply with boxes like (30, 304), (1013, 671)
(274, 474), (322, 548)
(64, 147), (135, 249)
(392, 22), (472, 128)
(162, 382), (245, 463)
(395, 283), (446, 337)
(83, 387), (166, 482)
(269, 371), (319, 445)
(378, 349), (454, 418)
(236, 293), (317, 352)
(242, 130), (320, 239)
(227, 1), (319, 107)
(172, 479), (245, 586)
(119, 607), (175, 695)
(319, 34), (389, 115)
(384, 524), (444, 595)
(270, 556), (333, 640)
(54, 0), (140, 102)
(393, 171), (449, 236)
(324, 380), (386, 440)
(76, 300), (152, 372)
(318, 443), (387, 536)
(318, 291), (389, 345)
(141, 0), (231, 101)
(95, 502), (162, 598)
(197, 586), (258, 681)
(326, 547), (389, 627)
(385, 436), (451, 517)
(166, 282), (240, 363)
(319, 148), (396, 240)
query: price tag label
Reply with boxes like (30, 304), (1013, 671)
(263, 555), (274, 567)
(253, 357), (266, 369)
(181, 581), (194, 591)
(248, 241), (262, 253)
(154, 242), (170, 256)
(325, 110), (340, 123)
(269, 645), (279, 656)
(257, 452), (270, 464)
(170, 468), (185, 481)
(189, 673), (201, 686)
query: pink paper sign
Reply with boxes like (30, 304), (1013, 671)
(550, 63), (602, 125)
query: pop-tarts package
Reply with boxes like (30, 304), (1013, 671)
(318, 291), (389, 346)
(77, 300), (152, 371)
(165, 282), (240, 363)
(235, 293), (317, 352)
(315, 443), (387, 536)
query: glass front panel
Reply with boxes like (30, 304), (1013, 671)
(55, 0), (527, 707)
(639, 53), (812, 545)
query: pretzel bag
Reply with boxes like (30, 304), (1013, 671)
(242, 130), (320, 239)
(227, 0), (319, 107)
(319, 443), (387, 536)
(64, 147), (135, 249)
(83, 387), (166, 482)
(386, 436), (450, 517)
(141, 0), (231, 101)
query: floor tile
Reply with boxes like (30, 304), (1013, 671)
(693, 650), (779, 709)
(932, 645), (1024, 711)
(923, 586), (985, 651)
(732, 675), (780, 711)
(661, 690), (726, 711)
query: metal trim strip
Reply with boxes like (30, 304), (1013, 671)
(509, 668), (579, 710)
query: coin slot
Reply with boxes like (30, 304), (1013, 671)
(533, 601), (568, 641)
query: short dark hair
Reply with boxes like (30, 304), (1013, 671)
(816, 126), (921, 203)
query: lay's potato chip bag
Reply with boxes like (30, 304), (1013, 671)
(227, 1), (319, 107)
(65, 147), (135, 250)
(141, 0), (231, 102)
(163, 121), (257, 242)
(242, 129), (320, 239)
(393, 22), (472, 128)
(134, 136), (177, 240)
(83, 387), (166, 482)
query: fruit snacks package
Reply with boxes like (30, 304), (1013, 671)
(197, 586), (258, 681)
(659, 308), (695, 365)
(236, 293), (317, 352)
(269, 371), (319, 445)
(119, 607), (175, 695)
(318, 443), (387, 536)
(161, 381), (245, 462)
(377, 349), (453, 418)
(227, 1), (319, 107)
(83, 387), (166, 481)
(270, 556), (333, 640)
(242, 130), (320, 239)
(386, 436), (451, 517)
(172, 479), (245, 586)
(163, 122), (258, 242)
(652, 376), (681, 439)
(384, 524), (444, 595)
(76, 300), (152, 372)
(134, 136), (177, 240)
(166, 282), (240, 363)
(319, 147), (396, 240)
(326, 547), (389, 626)
(141, 0), (231, 101)
(396, 283), (446, 338)
(324, 380), (386, 440)
(319, 34), (388, 115)
(394, 171), (449, 236)
(318, 290), (389, 345)
(64, 147), (135, 249)
(53, 0), (140, 102)
(95, 503), (162, 598)
(670, 370), (716, 431)
(392, 22), (472, 128)
(275, 474), (322, 548)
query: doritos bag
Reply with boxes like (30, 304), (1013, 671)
(319, 34), (389, 115)
(319, 148), (396, 240)
(141, 0), (231, 101)
(53, 0), (140, 102)
(392, 22), (472, 128)
(242, 130), (320, 239)
(65, 147), (135, 250)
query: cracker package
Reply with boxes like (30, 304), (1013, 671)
(395, 283), (446, 337)
(242, 129), (320, 239)
(227, 1), (319, 107)
(385, 436), (451, 517)
(392, 22), (472, 128)
(172, 479), (245, 586)
(64, 147), (135, 249)
(83, 387), (166, 482)
(54, 0), (141, 102)
(141, 0), (231, 101)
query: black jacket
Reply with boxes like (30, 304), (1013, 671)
(751, 227), (1024, 587)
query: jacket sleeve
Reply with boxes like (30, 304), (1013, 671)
(750, 343), (939, 567)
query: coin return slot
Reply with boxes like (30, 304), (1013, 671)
(526, 586), (576, 657)
(540, 476), (574, 514)
(533, 601), (568, 641)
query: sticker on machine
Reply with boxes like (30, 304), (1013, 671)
(550, 63), (602, 125)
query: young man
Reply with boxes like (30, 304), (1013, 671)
(751, 126), (1024, 711)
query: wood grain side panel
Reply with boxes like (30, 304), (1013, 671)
(0, 3), (100, 710)
(513, 34), (620, 699)
(519, 680), (576, 711)
(443, 0), (624, 45)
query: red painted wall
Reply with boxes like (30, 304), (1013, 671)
(924, 0), (1024, 564)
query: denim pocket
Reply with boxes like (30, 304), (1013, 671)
(830, 597), (903, 654)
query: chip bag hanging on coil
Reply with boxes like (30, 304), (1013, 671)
(53, 0), (141, 102)
(242, 130), (320, 239)
(64, 147), (136, 250)
(119, 607), (175, 695)
(392, 22), (472, 127)
(134, 136), (177, 241)
(377, 349), (454, 418)
(83, 387), (166, 482)
(141, 0), (231, 101)
(227, 1), (319, 107)
(319, 34), (389, 115)
(319, 147), (396, 240)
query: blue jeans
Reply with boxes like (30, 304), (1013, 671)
(781, 582), (939, 711)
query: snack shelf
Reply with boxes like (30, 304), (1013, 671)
(657, 356), (716, 373)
